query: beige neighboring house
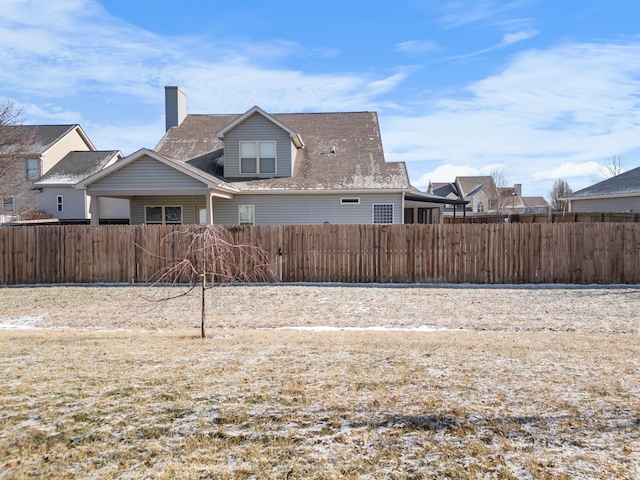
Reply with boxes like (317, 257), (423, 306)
(429, 176), (549, 215)
(35, 150), (130, 222)
(0, 124), (130, 223)
(1, 125), (94, 218)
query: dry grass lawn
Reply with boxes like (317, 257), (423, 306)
(1, 285), (639, 479)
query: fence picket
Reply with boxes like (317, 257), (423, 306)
(0, 223), (639, 285)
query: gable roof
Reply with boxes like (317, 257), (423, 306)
(76, 148), (237, 193)
(522, 196), (549, 207)
(36, 151), (121, 185)
(215, 106), (304, 148)
(0, 125), (94, 156)
(455, 176), (494, 198)
(156, 111), (411, 191)
(430, 182), (459, 198)
(567, 166), (640, 199)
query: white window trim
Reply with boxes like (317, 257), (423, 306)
(373, 203), (394, 224)
(340, 197), (360, 205)
(144, 205), (183, 225)
(56, 195), (63, 213)
(238, 205), (255, 226)
(239, 141), (277, 175)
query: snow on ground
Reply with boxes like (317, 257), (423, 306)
(0, 285), (638, 478)
(278, 325), (465, 332)
(0, 313), (47, 330)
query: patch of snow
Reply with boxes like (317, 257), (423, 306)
(277, 325), (465, 332)
(0, 313), (48, 330)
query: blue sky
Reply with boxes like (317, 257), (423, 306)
(2, 0), (639, 198)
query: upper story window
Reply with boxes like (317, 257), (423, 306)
(26, 158), (41, 181)
(56, 195), (64, 213)
(477, 202), (485, 213)
(240, 141), (276, 174)
(3, 197), (15, 213)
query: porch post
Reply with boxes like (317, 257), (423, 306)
(89, 195), (100, 226)
(204, 194), (214, 225)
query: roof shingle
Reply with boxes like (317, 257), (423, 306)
(155, 112), (410, 191)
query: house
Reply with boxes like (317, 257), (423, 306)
(429, 176), (548, 215)
(0, 125), (94, 217)
(564, 166), (640, 212)
(34, 150), (129, 222)
(76, 86), (459, 226)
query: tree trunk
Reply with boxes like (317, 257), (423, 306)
(201, 273), (206, 339)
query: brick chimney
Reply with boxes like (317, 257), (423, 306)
(164, 86), (187, 131)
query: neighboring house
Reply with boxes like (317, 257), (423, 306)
(76, 86), (457, 226)
(0, 125), (94, 217)
(430, 177), (548, 215)
(35, 150), (129, 221)
(564, 166), (640, 212)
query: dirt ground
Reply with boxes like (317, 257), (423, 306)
(0, 285), (639, 479)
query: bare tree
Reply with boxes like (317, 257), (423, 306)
(601, 153), (626, 179)
(143, 225), (275, 338)
(548, 179), (572, 212)
(488, 168), (508, 214)
(0, 99), (35, 216)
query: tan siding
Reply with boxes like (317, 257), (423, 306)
(223, 113), (293, 178)
(41, 128), (93, 174)
(90, 156), (208, 190)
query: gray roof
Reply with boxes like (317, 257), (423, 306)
(522, 196), (549, 207)
(456, 176), (494, 198)
(431, 182), (459, 198)
(156, 112), (410, 191)
(568, 166), (640, 198)
(37, 151), (120, 184)
(0, 125), (80, 155)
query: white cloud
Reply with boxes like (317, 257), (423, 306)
(84, 118), (166, 155)
(21, 103), (83, 124)
(395, 40), (439, 55)
(499, 28), (539, 46)
(0, 0), (404, 113)
(383, 41), (640, 195)
(411, 164), (481, 188)
(531, 162), (603, 181)
(437, 0), (531, 27)
(448, 27), (539, 59)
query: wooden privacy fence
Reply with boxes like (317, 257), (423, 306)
(1, 223), (639, 285)
(446, 212), (640, 224)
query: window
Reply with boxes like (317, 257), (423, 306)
(26, 158), (41, 181)
(373, 204), (394, 224)
(340, 197), (360, 205)
(238, 205), (255, 226)
(56, 195), (63, 213)
(240, 141), (276, 174)
(145, 206), (183, 225)
(477, 202), (485, 213)
(2, 197), (15, 213)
